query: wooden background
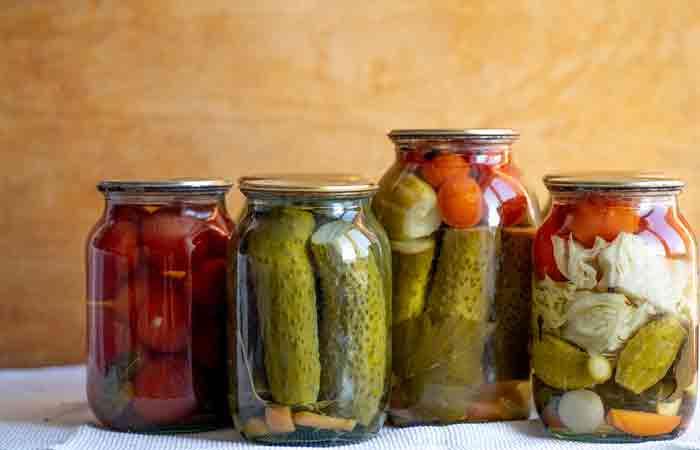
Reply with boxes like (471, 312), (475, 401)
(1, 0), (698, 367)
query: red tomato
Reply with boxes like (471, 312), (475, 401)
(112, 270), (149, 324)
(191, 258), (228, 308)
(142, 207), (200, 271)
(421, 153), (471, 188)
(132, 355), (197, 425)
(480, 169), (529, 227)
(89, 219), (141, 300)
(639, 206), (693, 257)
(533, 205), (570, 281)
(569, 197), (640, 247)
(401, 151), (427, 165)
(136, 276), (190, 353)
(87, 304), (134, 373)
(437, 176), (484, 228)
(192, 309), (225, 369)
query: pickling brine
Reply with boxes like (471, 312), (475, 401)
(376, 129), (540, 425)
(230, 175), (391, 445)
(533, 173), (698, 443)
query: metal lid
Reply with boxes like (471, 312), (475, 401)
(544, 172), (685, 193)
(98, 179), (233, 194)
(388, 129), (519, 144)
(239, 174), (377, 198)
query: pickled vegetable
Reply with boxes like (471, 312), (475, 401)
(292, 412), (357, 432)
(558, 390), (605, 434)
(426, 227), (499, 322)
(607, 409), (681, 437)
(492, 227), (534, 380)
(616, 316), (687, 394)
(311, 220), (387, 426)
(532, 334), (597, 390)
(391, 236), (435, 324)
(372, 172), (441, 240)
(247, 208), (321, 405)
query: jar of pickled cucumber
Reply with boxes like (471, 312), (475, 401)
(231, 175), (391, 445)
(533, 173), (698, 442)
(86, 179), (234, 432)
(375, 129), (539, 426)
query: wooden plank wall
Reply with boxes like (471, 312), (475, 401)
(1, 0), (698, 366)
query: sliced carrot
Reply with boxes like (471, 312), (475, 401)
(242, 416), (270, 437)
(607, 409), (681, 437)
(421, 153), (470, 188)
(569, 197), (639, 247)
(437, 176), (483, 228)
(265, 405), (296, 434)
(293, 411), (356, 431)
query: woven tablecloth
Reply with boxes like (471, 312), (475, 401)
(2, 366), (700, 450)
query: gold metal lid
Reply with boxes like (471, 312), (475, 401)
(388, 129), (519, 144)
(98, 178), (232, 194)
(544, 172), (685, 192)
(239, 174), (378, 198)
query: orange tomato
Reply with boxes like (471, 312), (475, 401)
(569, 197), (640, 247)
(421, 153), (470, 188)
(607, 409), (681, 437)
(437, 176), (483, 228)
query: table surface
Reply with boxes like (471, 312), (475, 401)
(2, 366), (700, 450)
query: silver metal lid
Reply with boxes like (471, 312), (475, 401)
(544, 172), (685, 192)
(239, 174), (377, 198)
(98, 179), (233, 194)
(388, 128), (519, 144)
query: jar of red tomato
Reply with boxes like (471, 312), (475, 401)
(533, 173), (697, 442)
(86, 179), (235, 432)
(374, 129), (540, 425)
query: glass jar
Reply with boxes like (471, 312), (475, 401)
(376, 129), (540, 426)
(533, 173), (697, 442)
(231, 175), (391, 445)
(86, 179), (235, 432)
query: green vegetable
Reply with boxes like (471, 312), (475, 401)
(391, 236), (435, 325)
(616, 316), (687, 394)
(532, 334), (598, 390)
(92, 351), (142, 423)
(372, 171), (441, 240)
(247, 208), (321, 405)
(426, 227), (499, 322)
(311, 220), (388, 426)
(492, 227), (534, 380)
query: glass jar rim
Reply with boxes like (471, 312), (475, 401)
(239, 174), (377, 198)
(544, 172), (685, 193)
(97, 179), (233, 194)
(388, 128), (519, 145)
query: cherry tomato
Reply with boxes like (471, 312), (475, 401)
(421, 153), (470, 188)
(136, 275), (190, 353)
(480, 169), (529, 227)
(437, 176), (484, 228)
(142, 207), (200, 270)
(568, 196), (640, 247)
(132, 354), (197, 425)
(533, 205), (570, 281)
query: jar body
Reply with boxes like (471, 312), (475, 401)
(532, 190), (697, 442)
(230, 196), (391, 445)
(86, 193), (234, 432)
(376, 136), (540, 425)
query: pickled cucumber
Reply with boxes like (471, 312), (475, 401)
(532, 334), (597, 390)
(616, 316), (687, 394)
(426, 227), (499, 322)
(247, 208), (321, 405)
(372, 171), (441, 240)
(492, 227), (535, 380)
(311, 220), (387, 426)
(391, 236), (436, 325)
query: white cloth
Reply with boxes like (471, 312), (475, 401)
(1, 365), (700, 450)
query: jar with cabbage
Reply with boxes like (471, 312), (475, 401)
(230, 175), (391, 445)
(375, 129), (540, 425)
(533, 173), (698, 442)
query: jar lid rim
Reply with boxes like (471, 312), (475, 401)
(97, 179), (233, 194)
(388, 128), (519, 143)
(239, 174), (377, 197)
(544, 172), (685, 192)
